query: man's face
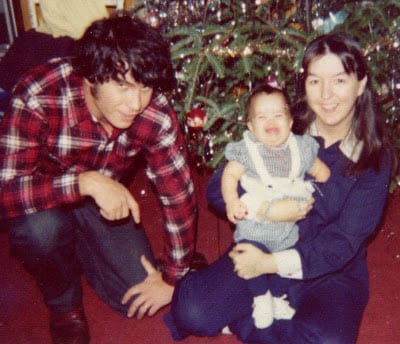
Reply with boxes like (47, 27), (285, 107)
(84, 73), (153, 134)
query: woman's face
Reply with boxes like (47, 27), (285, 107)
(305, 53), (367, 139)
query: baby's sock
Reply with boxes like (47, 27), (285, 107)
(272, 294), (296, 320)
(252, 290), (274, 329)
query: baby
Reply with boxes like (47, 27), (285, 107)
(222, 84), (330, 328)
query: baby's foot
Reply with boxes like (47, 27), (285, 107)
(272, 294), (295, 320)
(252, 290), (274, 329)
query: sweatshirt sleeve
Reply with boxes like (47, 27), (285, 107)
(295, 152), (391, 280)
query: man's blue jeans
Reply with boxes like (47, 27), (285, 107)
(7, 201), (154, 315)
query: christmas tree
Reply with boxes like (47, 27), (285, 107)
(130, 0), (400, 187)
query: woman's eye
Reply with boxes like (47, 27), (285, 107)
(307, 79), (318, 85)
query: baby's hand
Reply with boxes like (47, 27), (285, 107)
(315, 168), (331, 183)
(226, 199), (248, 224)
(310, 159), (331, 183)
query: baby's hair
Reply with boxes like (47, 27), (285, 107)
(245, 84), (291, 121)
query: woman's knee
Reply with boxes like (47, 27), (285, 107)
(170, 279), (221, 337)
(289, 278), (365, 344)
(172, 297), (219, 336)
(307, 327), (357, 344)
(291, 313), (360, 344)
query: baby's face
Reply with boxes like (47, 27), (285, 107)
(247, 92), (293, 147)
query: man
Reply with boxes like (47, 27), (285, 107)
(0, 14), (197, 344)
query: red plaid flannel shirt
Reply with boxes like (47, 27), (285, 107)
(0, 58), (197, 284)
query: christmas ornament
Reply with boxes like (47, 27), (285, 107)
(255, 0), (270, 5)
(312, 10), (348, 33)
(204, 133), (214, 162)
(232, 85), (248, 98)
(265, 75), (280, 89)
(184, 108), (213, 167)
(186, 108), (207, 129)
(145, 11), (161, 28)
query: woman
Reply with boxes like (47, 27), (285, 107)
(165, 32), (395, 343)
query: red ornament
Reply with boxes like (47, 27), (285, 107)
(186, 108), (207, 129)
(265, 75), (280, 89)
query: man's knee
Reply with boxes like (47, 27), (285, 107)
(8, 208), (75, 254)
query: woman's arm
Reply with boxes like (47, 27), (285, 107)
(297, 152), (392, 279)
(207, 163), (232, 214)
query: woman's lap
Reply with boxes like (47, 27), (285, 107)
(167, 246), (368, 344)
(230, 273), (368, 343)
(166, 247), (254, 339)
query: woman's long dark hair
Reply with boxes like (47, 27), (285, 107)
(293, 32), (396, 176)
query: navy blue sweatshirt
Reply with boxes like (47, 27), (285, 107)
(207, 139), (392, 281)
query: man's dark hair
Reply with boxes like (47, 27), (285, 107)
(73, 13), (176, 92)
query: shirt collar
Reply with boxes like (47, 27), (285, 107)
(308, 122), (363, 162)
(66, 77), (91, 127)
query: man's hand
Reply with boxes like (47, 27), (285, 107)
(121, 255), (174, 319)
(79, 171), (140, 222)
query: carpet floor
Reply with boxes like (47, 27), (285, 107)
(1, 166), (399, 343)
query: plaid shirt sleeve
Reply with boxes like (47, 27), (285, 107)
(138, 95), (197, 285)
(0, 97), (82, 218)
(0, 68), (82, 218)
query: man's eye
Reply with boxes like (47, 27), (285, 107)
(141, 86), (152, 92)
(307, 79), (318, 85)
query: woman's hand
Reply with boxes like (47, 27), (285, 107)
(256, 197), (315, 222)
(229, 243), (278, 279)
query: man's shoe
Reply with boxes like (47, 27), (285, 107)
(49, 305), (90, 344)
